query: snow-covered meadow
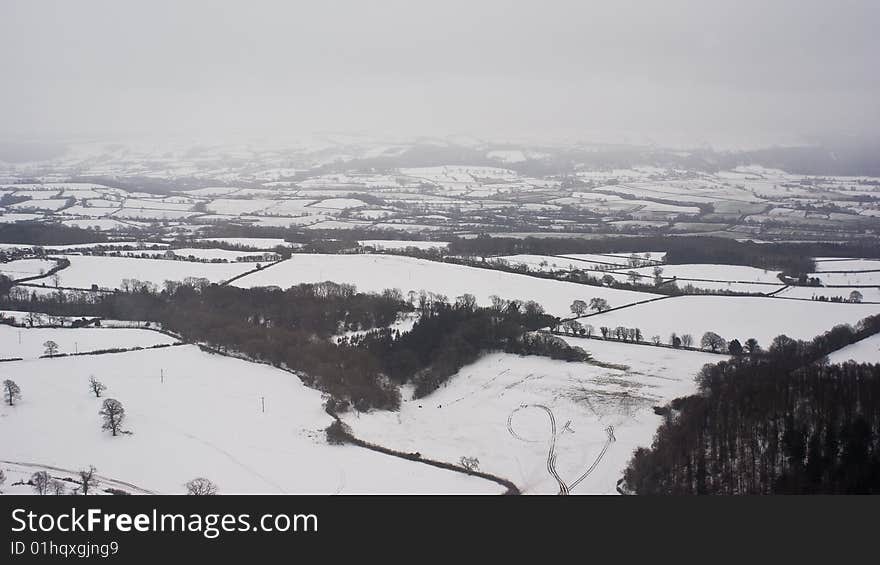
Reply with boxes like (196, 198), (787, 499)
(52, 256), (256, 289)
(344, 340), (721, 494)
(579, 295), (880, 347)
(0, 344), (500, 494)
(232, 254), (659, 317)
(0, 325), (177, 360)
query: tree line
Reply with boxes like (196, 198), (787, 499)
(623, 313), (880, 494)
(1, 281), (588, 411)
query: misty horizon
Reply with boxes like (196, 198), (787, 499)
(2, 0), (879, 149)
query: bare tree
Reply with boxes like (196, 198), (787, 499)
(78, 466), (99, 495)
(584, 324), (594, 337)
(3, 379), (21, 406)
(849, 290), (863, 303)
(653, 266), (664, 286)
(651, 335), (661, 345)
(570, 299), (588, 316)
(745, 338), (760, 354)
(455, 293), (477, 311)
(701, 331), (726, 352)
(459, 456), (480, 472)
(26, 311), (44, 327)
(681, 334), (694, 348)
(99, 398), (125, 436)
(589, 297), (610, 312)
(185, 477), (218, 495)
(50, 479), (67, 495)
(43, 340), (60, 357)
(31, 471), (50, 495)
(89, 376), (107, 398)
(626, 271), (640, 285)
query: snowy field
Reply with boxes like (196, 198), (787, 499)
(53, 256), (255, 289)
(622, 263), (782, 283)
(344, 340), (721, 494)
(775, 286), (880, 302)
(0, 258), (57, 281)
(0, 344), (499, 494)
(813, 258), (880, 272)
(0, 325), (177, 360)
(195, 237), (296, 249)
(165, 248), (271, 261)
(232, 254), (659, 317)
(827, 333), (880, 364)
(558, 253), (650, 267)
(358, 240), (449, 251)
(580, 295), (880, 347)
(811, 271), (880, 286)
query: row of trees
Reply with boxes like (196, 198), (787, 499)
(5, 467), (216, 495)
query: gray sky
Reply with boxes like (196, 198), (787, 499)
(2, 0), (878, 147)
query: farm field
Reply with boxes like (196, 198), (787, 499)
(813, 258), (880, 272)
(624, 263), (782, 283)
(810, 271), (880, 286)
(51, 255), (256, 289)
(0, 325), (177, 360)
(579, 295), (880, 347)
(774, 286), (880, 302)
(344, 341), (721, 494)
(0, 258), (57, 281)
(827, 333), (880, 364)
(0, 344), (500, 494)
(358, 240), (449, 251)
(232, 254), (659, 317)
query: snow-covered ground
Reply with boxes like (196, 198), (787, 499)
(358, 240), (449, 251)
(232, 254), (659, 317)
(624, 263), (782, 283)
(0, 258), (57, 281)
(775, 286), (880, 302)
(53, 255), (255, 289)
(813, 258), (880, 272)
(811, 271), (880, 286)
(0, 344), (500, 494)
(0, 325), (176, 359)
(827, 333), (880, 364)
(344, 340), (721, 494)
(580, 295), (880, 347)
(195, 237), (296, 249)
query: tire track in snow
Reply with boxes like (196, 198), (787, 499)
(507, 404), (615, 495)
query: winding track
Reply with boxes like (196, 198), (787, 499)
(507, 404), (615, 495)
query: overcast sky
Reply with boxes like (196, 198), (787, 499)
(1, 0), (878, 147)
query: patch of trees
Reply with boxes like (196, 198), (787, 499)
(0, 223), (107, 246)
(352, 295), (580, 399)
(623, 313), (880, 494)
(1, 281), (591, 411)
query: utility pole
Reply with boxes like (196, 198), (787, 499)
(160, 369), (164, 384)
(261, 396), (265, 413)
